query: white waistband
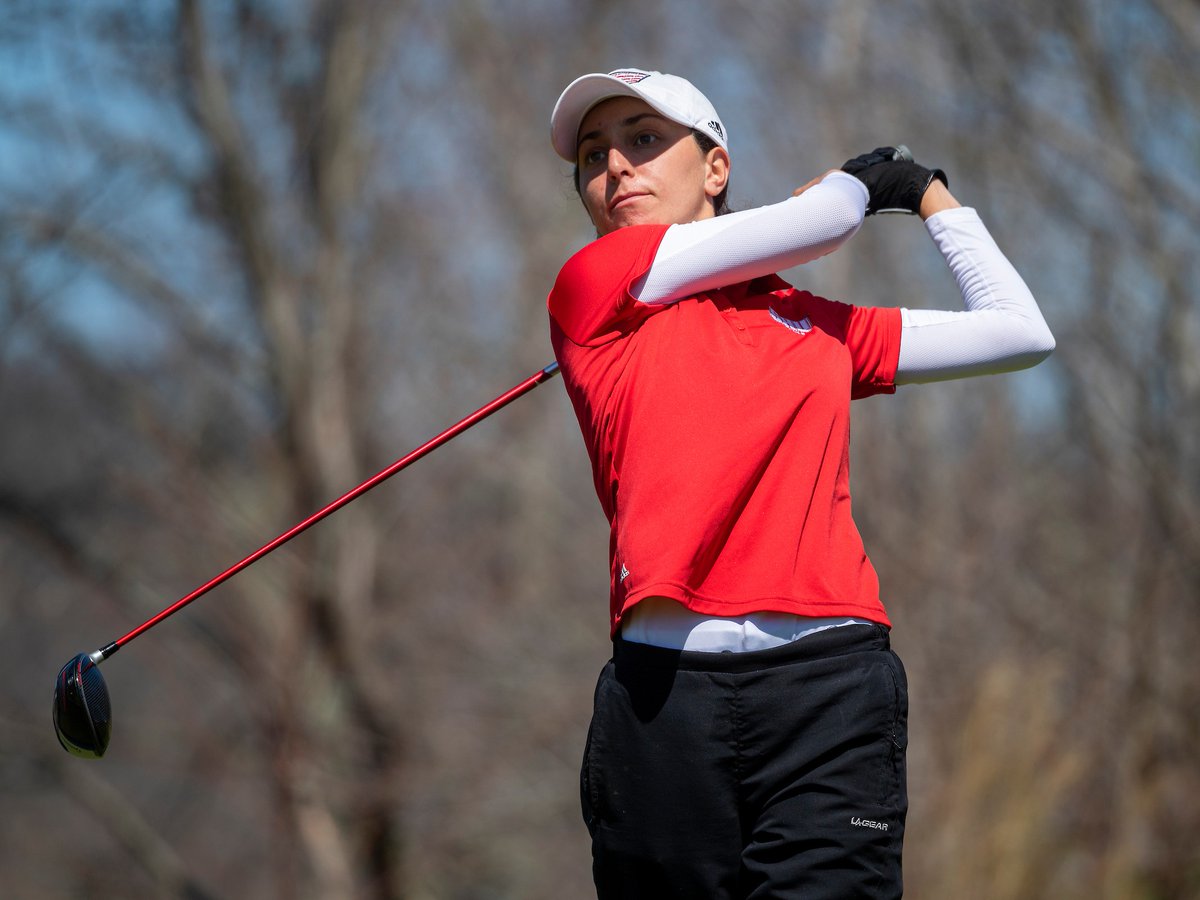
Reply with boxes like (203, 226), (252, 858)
(620, 597), (875, 653)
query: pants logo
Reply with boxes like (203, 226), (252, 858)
(851, 816), (889, 831)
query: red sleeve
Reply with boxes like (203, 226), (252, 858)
(800, 295), (902, 399)
(547, 224), (669, 346)
(844, 305), (902, 399)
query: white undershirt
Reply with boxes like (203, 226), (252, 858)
(621, 598), (873, 652)
(619, 171), (1054, 652)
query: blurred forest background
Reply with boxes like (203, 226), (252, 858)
(1, 0), (1197, 897)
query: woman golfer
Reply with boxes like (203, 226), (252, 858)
(546, 68), (1053, 899)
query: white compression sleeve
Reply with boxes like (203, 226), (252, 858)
(631, 171), (868, 306)
(896, 207), (1055, 384)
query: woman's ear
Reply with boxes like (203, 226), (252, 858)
(705, 147), (731, 200)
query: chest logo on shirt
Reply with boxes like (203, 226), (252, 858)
(769, 306), (813, 335)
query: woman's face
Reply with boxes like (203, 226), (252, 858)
(576, 96), (729, 237)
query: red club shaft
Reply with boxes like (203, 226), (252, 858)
(96, 363), (561, 661)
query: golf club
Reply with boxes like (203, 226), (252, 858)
(53, 361), (561, 758)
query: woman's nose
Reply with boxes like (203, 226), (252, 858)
(607, 147), (633, 179)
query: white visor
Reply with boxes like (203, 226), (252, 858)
(550, 68), (728, 162)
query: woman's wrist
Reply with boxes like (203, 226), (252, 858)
(919, 179), (961, 220)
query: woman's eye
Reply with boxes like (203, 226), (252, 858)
(581, 148), (605, 166)
(634, 132), (657, 147)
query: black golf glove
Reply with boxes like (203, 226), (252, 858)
(841, 146), (948, 215)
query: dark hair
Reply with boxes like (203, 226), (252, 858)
(572, 130), (733, 217)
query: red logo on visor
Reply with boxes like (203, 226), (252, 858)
(610, 70), (651, 84)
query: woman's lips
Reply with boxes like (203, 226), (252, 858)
(609, 191), (649, 213)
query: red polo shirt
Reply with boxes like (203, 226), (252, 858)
(548, 223), (902, 636)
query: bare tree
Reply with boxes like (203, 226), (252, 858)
(2, 1), (1197, 898)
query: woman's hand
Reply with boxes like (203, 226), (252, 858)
(841, 147), (948, 215)
(792, 159), (960, 220)
(792, 170), (843, 197)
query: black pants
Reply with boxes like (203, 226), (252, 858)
(581, 624), (908, 899)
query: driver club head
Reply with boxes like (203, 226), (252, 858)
(53, 653), (111, 759)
